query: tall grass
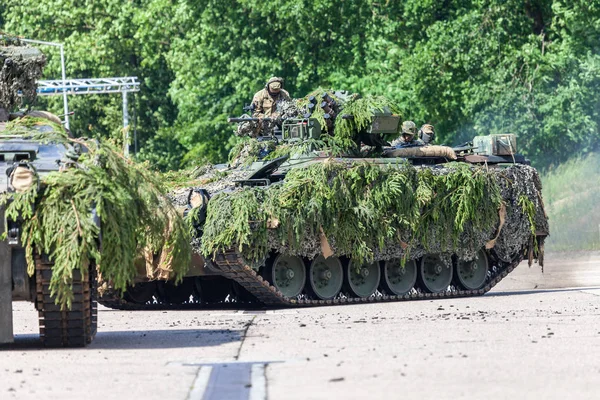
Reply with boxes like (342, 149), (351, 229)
(542, 153), (600, 251)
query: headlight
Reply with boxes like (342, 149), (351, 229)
(10, 164), (37, 192)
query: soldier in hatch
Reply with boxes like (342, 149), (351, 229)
(251, 77), (291, 118)
(418, 124), (435, 145)
(391, 121), (425, 147)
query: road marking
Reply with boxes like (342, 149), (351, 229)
(182, 361), (275, 400)
(187, 366), (213, 400)
(202, 363), (251, 400)
(249, 363), (267, 400)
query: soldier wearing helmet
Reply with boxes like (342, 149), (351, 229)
(392, 120), (425, 147)
(251, 77), (291, 119)
(418, 124), (435, 145)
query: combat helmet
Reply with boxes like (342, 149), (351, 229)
(266, 77), (284, 92)
(419, 124), (435, 144)
(401, 121), (417, 138)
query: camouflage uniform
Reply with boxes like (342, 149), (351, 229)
(251, 77), (291, 118)
(418, 124), (435, 145)
(393, 137), (425, 147)
(391, 120), (425, 147)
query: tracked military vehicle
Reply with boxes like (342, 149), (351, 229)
(99, 91), (548, 310)
(0, 39), (97, 347)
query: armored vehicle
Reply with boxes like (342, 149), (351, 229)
(0, 40), (96, 347)
(99, 92), (548, 309)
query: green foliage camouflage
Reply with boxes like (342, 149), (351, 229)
(161, 164), (229, 190)
(200, 160), (502, 265)
(3, 1), (598, 170)
(335, 96), (401, 144)
(0, 117), (191, 308)
(228, 137), (277, 167)
(518, 195), (537, 237)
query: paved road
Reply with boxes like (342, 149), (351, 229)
(2, 252), (600, 400)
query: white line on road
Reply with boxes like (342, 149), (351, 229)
(187, 366), (213, 400)
(249, 363), (267, 400)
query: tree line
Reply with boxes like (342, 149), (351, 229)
(2, 0), (599, 170)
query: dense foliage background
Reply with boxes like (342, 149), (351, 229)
(2, 0), (599, 171)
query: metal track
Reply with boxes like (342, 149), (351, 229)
(97, 289), (149, 311)
(98, 248), (525, 310)
(36, 256), (97, 347)
(210, 249), (522, 306)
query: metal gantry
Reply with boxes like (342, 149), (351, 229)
(2, 35), (142, 156)
(37, 77), (140, 157)
(37, 77), (140, 96)
(17, 38), (71, 129)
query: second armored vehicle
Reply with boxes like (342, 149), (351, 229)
(0, 39), (97, 346)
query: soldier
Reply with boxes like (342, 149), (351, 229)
(418, 124), (435, 145)
(251, 77), (291, 118)
(391, 121), (424, 147)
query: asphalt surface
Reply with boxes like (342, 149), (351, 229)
(2, 251), (600, 400)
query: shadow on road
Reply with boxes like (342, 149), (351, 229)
(487, 286), (599, 297)
(1, 328), (243, 351)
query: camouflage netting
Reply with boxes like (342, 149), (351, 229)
(278, 99), (303, 119)
(494, 164), (548, 264)
(198, 161), (547, 268)
(166, 164), (250, 198)
(0, 39), (46, 110)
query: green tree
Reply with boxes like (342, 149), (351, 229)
(2, 0), (181, 169)
(2, 0), (599, 170)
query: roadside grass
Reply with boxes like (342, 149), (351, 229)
(541, 152), (600, 251)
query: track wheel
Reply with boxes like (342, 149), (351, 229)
(36, 257), (96, 347)
(307, 256), (343, 300)
(417, 254), (452, 294)
(123, 282), (157, 304)
(455, 249), (489, 291)
(264, 254), (306, 298)
(344, 260), (380, 298)
(380, 259), (417, 296)
(194, 277), (232, 303)
(160, 278), (194, 304)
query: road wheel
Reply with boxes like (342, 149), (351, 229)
(455, 249), (489, 291)
(263, 254), (306, 298)
(344, 260), (380, 298)
(379, 259), (417, 296)
(417, 254), (453, 294)
(306, 256), (343, 300)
